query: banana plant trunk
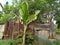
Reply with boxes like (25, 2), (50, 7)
(22, 25), (27, 45)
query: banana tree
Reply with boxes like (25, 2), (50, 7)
(19, 2), (40, 45)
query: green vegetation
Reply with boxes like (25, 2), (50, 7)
(0, 39), (16, 45)
(54, 25), (60, 35)
(0, 39), (60, 45)
(56, 31), (60, 35)
(0, 0), (60, 45)
(19, 1), (40, 45)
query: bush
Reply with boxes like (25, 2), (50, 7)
(8, 39), (17, 45)
(16, 31), (35, 45)
(16, 33), (23, 44)
(25, 32), (35, 45)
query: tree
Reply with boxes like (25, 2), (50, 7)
(54, 1), (60, 29)
(0, 2), (18, 39)
(12, 0), (52, 24)
(19, 1), (40, 45)
(0, 2), (15, 24)
(28, 0), (52, 23)
(12, 0), (56, 24)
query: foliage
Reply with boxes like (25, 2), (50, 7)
(0, 39), (60, 45)
(25, 31), (35, 45)
(12, 0), (54, 24)
(0, 14), (12, 25)
(0, 0), (60, 45)
(0, 2), (19, 24)
(33, 40), (60, 45)
(55, 1), (60, 29)
(0, 1), (40, 45)
(0, 11), (3, 18)
(28, 0), (51, 23)
(56, 31), (60, 35)
(19, 2), (40, 25)
(0, 39), (17, 45)
(16, 31), (35, 45)
(16, 34), (23, 44)
(19, 1), (40, 45)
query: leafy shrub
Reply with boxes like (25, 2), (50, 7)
(25, 31), (35, 45)
(16, 33), (23, 44)
(16, 31), (35, 45)
(8, 39), (17, 45)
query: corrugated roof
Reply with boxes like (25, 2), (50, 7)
(29, 24), (51, 31)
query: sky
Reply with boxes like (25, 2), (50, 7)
(0, 0), (12, 11)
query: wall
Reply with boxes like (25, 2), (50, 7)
(0, 25), (5, 39)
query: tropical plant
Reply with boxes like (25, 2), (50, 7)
(0, 2), (14, 24)
(0, 2), (19, 40)
(19, 1), (40, 45)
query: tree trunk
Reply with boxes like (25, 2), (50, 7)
(22, 25), (27, 45)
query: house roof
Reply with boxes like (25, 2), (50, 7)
(29, 24), (51, 31)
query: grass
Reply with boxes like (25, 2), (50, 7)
(34, 40), (53, 45)
(0, 39), (16, 45)
(0, 39), (60, 45)
(0, 40), (9, 45)
(33, 39), (60, 45)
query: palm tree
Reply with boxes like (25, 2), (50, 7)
(19, 1), (40, 45)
